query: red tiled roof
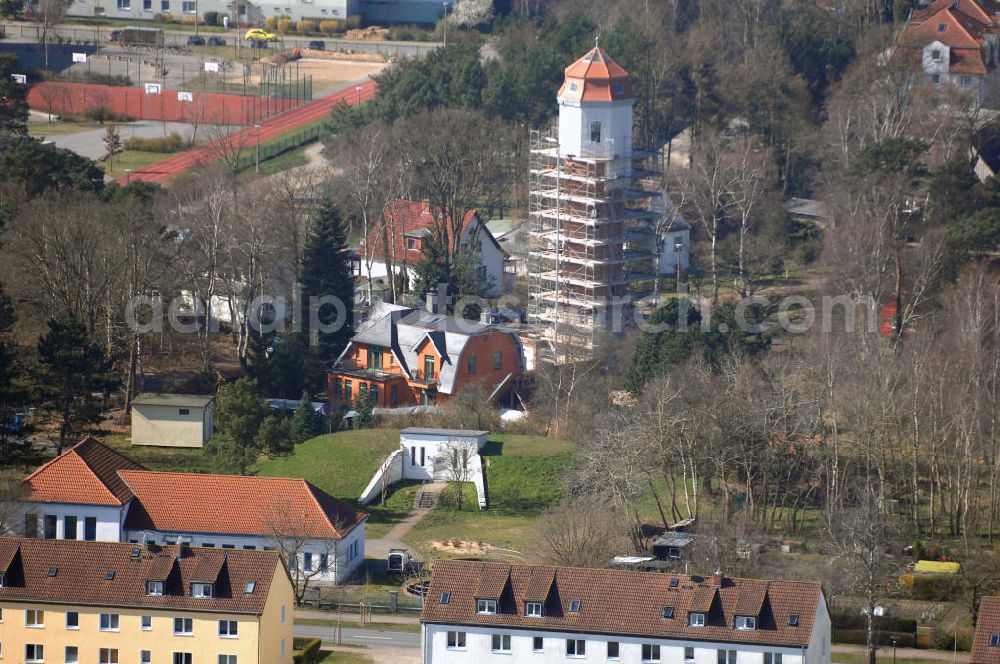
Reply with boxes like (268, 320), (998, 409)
(950, 48), (990, 73)
(422, 561), (823, 646)
(119, 470), (367, 540)
(903, 7), (990, 48)
(24, 438), (145, 506)
(0, 538), (282, 615)
(558, 46), (634, 102)
(912, 0), (1000, 25)
(972, 596), (1000, 664)
(362, 199), (480, 264)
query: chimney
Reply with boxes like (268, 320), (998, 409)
(712, 568), (723, 587)
(425, 282), (449, 315)
(480, 307), (494, 325)
(426, 289), (437, 313)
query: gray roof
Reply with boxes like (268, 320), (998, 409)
(401, 427), (489, 437)
(652, 532), (695, 547)
(131, 393), (214, 408)
(784, 197), (831, 220)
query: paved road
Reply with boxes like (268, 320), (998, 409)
(31, 119), (233, 160)
(294, 624), (421, 649)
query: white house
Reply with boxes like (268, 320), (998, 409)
(421, 561), (832, 664)
(131, 392), (215, 448)
(22, 438), (367, 583)
(359, 428), (489, 509)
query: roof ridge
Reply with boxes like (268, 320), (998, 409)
(119, 468), (304, 482)
(24, 438), (137, 505)
(945, 7), (983, 42)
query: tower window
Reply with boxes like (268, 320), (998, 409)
(590, 121), (602, 143)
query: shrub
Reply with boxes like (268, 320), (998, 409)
(834, 630), (917, 648)
(296, 19), (316, 33)
(344, 13), (361, 30)
(277, 17), (294, 33)
(831, 611), (917, 634)
(264, 16), (278, 31)
(84, 106), (134, 123)
(932, 625), (973, 651)
(903, 574), (959, 601)
(152, 12), (168, 21)
(180, 14), (197, 24)
(319, 19), (341, 34)
(123, 133), (185, 152)
(203, 10), (219, 24)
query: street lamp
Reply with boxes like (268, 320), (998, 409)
(254, 124), (261, 174)
(674, 236), (683, 294)
(125, 168), (132, 184)
(890, 636), (898, 664)
(442, 2), (449, 46)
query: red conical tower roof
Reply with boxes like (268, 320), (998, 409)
(557, 41), (634, 103)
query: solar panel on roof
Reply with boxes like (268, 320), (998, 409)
(788, 614), (799, 626)
(568, 599), (581, 612)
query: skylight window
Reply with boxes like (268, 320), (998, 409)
(130, 547), (141, 559)
(568, 599), (582, 613)
(662, 606), (675, 619)
(105, 571), (115, 581)
(47, 567), (57, 577)
(669, 578), (679, 588)
(440, 591), (451, 605)
(244, 581), (256, 595)
(788, 614), (800, 627)
(991, 633), (1000, 647)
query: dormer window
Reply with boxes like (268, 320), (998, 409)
(689, 612), (706, 627)
(476, 598), (497, 614)
(0, 572), (5, 587)
(191, 582), (213, 598)
(525, 602), (543, 617)
(146, 581), (163, 596)
(736, 616), (756, 630)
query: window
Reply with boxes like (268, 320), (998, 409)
(467, 356), (477, 374)
(424, 355), (435, 379)
(566, 639), (586, 657)
(192, 582), (213, 598)
(44, 515), (57, 539)
(668, 546), (681, 558)
(181, 0), (195, 12)
(476, 598), (497, 614)
(420, 447), (425, 466)
(281, 605), (286, 623)
(689, 612), (706, 627)
(736, 616), (757, 630)
(439, 591), (451, 605)
(178, 408), (190, 415)
(643, 644), (662, 663)
(568, 599), (582, 612)
(533, 637), (544, 652)
(931, 49), (941, 61)
(100, 613), (119, 631)
(219, 620), (238, 637)
(245, 581), (256, 594)
(161, 0), (168, 8)
(662, 606), (675, 618)
(64, 516), (77, 540)
(99, 649), (118, 664)
(84, 517), (96, 541)
(141, 615), (152, 630)
(344, 380), (352, 401)
(370, 384), (378, 404)
(407, 238), (417, 250)
(684, 647), (695, 661)
(788, 614), (799, 627)
(718, 650), (736, 664)
(65, 646), (78, 664)
(932, 74), (941, 84)
(116, 0), (130, 9)
(491, 634), (511, 653)
(174, 617), (193, 635)
(143, 0), (152, 8)
(764, 654), (783, 664)
(281, 641), (286, 658)
(359, 383), (368, 399)
(591, 121), (602, 143)
(369, 346), (382, 370)
(991, 633), (1000, 647)
(494, 351), (502, 370)
(608, 642), (620, 659)
(65, 611), (78, 628)
(525, 601), (543, 617)
(141, 652), (151, 664)
(962, 75), (972, 85)
(938, 22), (946, 31)
(26, 609), (44, 627)
(24, 512), (38, 537)
(218, 657), (237, 664)
(390, 384), (398, 406)
(147, 580), (164, 596)
(303, 552), (313, 572)
(446, 631), (466, 649)
(320, 554), (329, 572)
(173, 654), (192, 664)
(26, 644), (44, 663)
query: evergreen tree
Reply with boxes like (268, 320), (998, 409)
(37, 312), (110, 454)
(353, 391), (375, 429)
(257, 415), (293, 457)
(254, 332), (318, 398)
(291, 389), (323, 444)
(412, 236), (449, 303)
(450, 246), (494, 320)
(0, 281), (19, 460)
(207, 377), (267, 475)
(0, 53), (28, 136)
(300, 200), (354, 368)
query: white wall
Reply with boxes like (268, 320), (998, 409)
(358, 449), (405, 505)
(398, 431), (489, 508)
(806, 592), (832, 664)
(659, 228), (691, 274)
(22, 502), (126, 541)
(557, 99), (634, 159)
(131, 403), (212, 448)
(459, 222), (506, 297)
(424, 623), (812, 664)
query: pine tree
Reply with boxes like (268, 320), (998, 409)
(291, 389), (322, 444)
(207, 377), (267, 475)
(0, 281), (19, 461)
(412, 236), (449, 303)
(300, 199), (354, 367)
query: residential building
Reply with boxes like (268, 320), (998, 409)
(421, 560), (831, 664)
(895, 0), (1000, 106)
(0, 537), (293, 664)
(131, 393), (215, 449)
(22, 438), (367, 583)
(360, 199), (512, 298)
(327, 296), (525, 410)
(971, 596), (1000, 664)
(528, 43), (690, 363)
(358, 428), (489, 508)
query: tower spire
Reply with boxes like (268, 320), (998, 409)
(594, 33), (600, 48)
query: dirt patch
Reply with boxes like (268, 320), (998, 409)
(296, 58), (387, 85)
(301, 49), (387, 63)
(345, 26), (389, 40)
(426, 539), (498, 555)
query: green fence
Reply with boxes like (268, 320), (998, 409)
(233, 121), (328, 173)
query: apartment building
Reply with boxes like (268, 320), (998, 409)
(0, 538), (293, 664)
(420, 561), (831, 664)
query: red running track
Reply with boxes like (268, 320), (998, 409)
(119, 79), (376, 185)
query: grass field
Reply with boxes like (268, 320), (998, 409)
(103, 149), (171, 180)
(255, 143), (310, 175)
(28, 120), (104, 135)
(101, 434), (219, 473)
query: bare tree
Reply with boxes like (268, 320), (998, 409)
(265, 503), (345, 605)
(528, 496), (632, 567)
(435, 438), (478, 511)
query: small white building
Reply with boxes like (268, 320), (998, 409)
(131, 393), (215, 448)
(421, 561), (832, 664)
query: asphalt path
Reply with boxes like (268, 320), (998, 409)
(31, 119), (235, 160)
(294, 624), (421, 649)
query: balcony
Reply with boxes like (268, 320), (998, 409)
(334, 365), (400, 382)
(409, 370), (437, 385)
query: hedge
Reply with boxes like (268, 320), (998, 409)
(123, 133), (185, 153)
(833, 629), (918, 648)
(831, 611), (917, 634)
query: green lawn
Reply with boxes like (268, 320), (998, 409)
(100, 435), (219, 473)
(313, 651), (373, 664)
(255, 144), (310, 176)
(103, 149), (171, 180)
(28, 120), (104, 136)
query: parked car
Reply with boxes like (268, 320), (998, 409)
(187, 35), (206, 46)
(108, 30), (122, 42)
(250, 39), (269, 49)
(244, 28), (277, 42)
(307, 40), (325, 50)
(207, 36), (227, 46)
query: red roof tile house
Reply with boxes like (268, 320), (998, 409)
(420, 561), (831, 664)
(972, 596), (1000, 664)
(21, 438), (367, 584)
(896, 0), (1000, 106)
(360, 199), (511, 297)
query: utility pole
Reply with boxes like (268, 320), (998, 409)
(254, 123), (261, 173)
(442, 2), (448, 46)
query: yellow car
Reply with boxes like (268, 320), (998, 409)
(244, 28), (277, 42)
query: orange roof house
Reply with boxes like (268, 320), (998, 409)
(21, 439), (368, 583)
(972, 596), (1000, 664)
